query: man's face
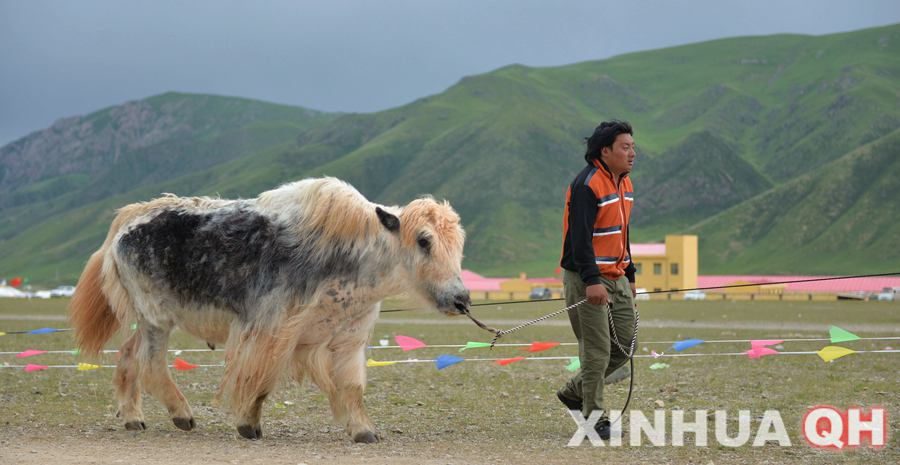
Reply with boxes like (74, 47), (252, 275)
(600, 133), (635, 177)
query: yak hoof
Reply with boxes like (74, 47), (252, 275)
(173, 417), (196, 431)
(353, 431), (378, 444)
(124, 421), (146, 431)
(237, 424), (262, 440)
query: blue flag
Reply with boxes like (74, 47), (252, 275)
(435, 354), (464, 370)
(672, 338), (704, 351)
(29, 328), (59, 335)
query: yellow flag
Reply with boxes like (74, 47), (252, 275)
(366, 358), (397, 367)
(0, 332), (5, 336)
(77, 362), (101, 371)
(817, 345), (856, 362)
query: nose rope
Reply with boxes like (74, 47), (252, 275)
(462, 308), (498, 334)
(487, 299), (588, 348)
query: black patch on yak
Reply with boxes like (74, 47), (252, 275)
(118, 207), (364, 318)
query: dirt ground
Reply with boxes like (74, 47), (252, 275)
(2, 299), (897, 464)
(1, 432), (491, 465)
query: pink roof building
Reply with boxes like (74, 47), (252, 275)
(460, 269), (505, 292)
(461, 270), (562, 292)
(697, 275), (900, 293)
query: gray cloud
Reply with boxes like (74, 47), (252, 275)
(1, 0), (898, 144)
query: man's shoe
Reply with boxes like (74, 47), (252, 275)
(556, 391), (582, 411)
(594, 418), (611, 440)
(604, 364), (631, 385)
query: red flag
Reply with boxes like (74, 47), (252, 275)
(9, 277), (22, 287)
(523, 341), (560, 353)
(495, 356), (525, 366)
(173, 357), (197, 371)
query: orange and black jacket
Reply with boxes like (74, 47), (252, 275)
(561, 159), (636, 286)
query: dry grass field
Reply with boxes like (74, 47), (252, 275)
(0, 298), (897, 464)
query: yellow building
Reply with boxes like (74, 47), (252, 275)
(632, 235), (698, 293)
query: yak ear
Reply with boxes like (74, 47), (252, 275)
(375, 206), (400, 233)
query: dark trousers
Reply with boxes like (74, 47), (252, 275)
(558, 269), (635, 418)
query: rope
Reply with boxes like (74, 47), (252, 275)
(379, 271), (900, 313)
(488, 299), (587, 347)
(606, 302), (639, 427)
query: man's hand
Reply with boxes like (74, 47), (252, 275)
(586, 284), (609, 306)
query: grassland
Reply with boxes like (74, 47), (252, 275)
(0, 298), (897, 464)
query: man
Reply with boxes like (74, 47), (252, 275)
(558, 120), (637, 440)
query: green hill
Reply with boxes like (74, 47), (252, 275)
(1, 24), (898, 285)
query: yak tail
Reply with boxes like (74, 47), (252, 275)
(68, 249), (119, 357)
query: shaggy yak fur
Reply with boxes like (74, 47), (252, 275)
(68, 177), (470, 443)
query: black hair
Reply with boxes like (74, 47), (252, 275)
(584, 120), (633, 163)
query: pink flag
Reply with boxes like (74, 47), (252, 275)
(750, 340), (783, 349)
(395, 335), (427, 351)
(24, 364), (48, 372)
(16, 349), (47, 358)
(746, 347), (779, 359)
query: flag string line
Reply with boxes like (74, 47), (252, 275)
(0, 336), (897, 356)
(1, 349), (899, 369)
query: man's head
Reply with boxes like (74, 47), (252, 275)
(584, 120), (635, 177)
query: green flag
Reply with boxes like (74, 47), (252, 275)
(459, 341), (492, 352)
(829, 325), (860, 343)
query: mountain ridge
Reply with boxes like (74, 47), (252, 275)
(1, 24), (898, 284)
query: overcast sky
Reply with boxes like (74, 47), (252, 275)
(1, 0), (898, 145)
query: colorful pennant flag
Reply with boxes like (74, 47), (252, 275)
(395, 335), (427, 351)
(750, 339), (784, 349)
(650, 350), (664, 358)
(495, 356), (525, 366)
(817, 345), (856, 362)
(829, 326), (860, 343)
(24, 364), (48, 372)
(69, 349), (80, 355)
(565, 357), (581, 372)
(523, 341), (560, 353)
(435, 354), (463, 370)
(459, 341), (492, 352)
(77, 363), (100, 371)
(28, 328), (59, 335)
(15, 349), (47, 358)
(746, 347), (779, 359)
(173, 358), (197, 371)
(366, 358), (397, 367)
(649, 363), (670, 370)
(0, 332), (6, 337)
(672, 338), (704, 351)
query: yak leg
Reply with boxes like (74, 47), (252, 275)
(329, 340), (377, 443)
(224, 326), (291, 440)
(115, 331), (145, 431)
(139, 324), (195, 431)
